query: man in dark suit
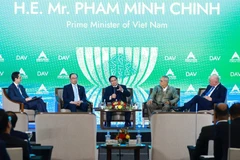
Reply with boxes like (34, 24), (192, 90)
(193, 103), (228, 160)
(0, 140), (10, 160)
(63, 73), (89, 112)
(6, 111), (31, 153)
(0, 109), (30, 160)
(214, 103), (240, 160)
(103, 75), (131, 127)
(8, 71), (47, 112)
(176, 74), (227, 111)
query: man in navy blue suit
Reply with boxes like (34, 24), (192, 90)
(103, 76), (131, 127)
(63, 73), (89, 112)
(176, 74), (227, 111)
(8, 71), (47, 112)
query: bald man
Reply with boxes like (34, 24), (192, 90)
(193, 103), (228, 160)
(176, 74), (227, 111)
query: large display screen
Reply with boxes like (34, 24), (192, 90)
(1, 0), (239, 124)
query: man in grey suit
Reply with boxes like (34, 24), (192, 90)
(147, 76), (179, 120)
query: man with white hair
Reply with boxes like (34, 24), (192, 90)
(175, 74), (227, 111)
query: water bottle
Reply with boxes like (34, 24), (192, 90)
(105, 131), (111, 143)
(136, 130), (142, 145)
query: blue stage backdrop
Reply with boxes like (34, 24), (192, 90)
(0, 0), (239, 124)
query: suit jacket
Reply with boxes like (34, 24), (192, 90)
(150, 85), (179, 105)
(0, 140), (10, 160)
(214, 118), (240, 160)
(8, 83), (29, 103)
(63, 84), (87, 108)
(214, 121), (229, 160)
(103, 85), (130, 103)
(201, 83), (227, 103)
(10, 129), (28, 140)
(193, 125), (216, 160)
(0, 133), (30, 160)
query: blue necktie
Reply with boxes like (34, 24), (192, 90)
(74, 85), (79, 101)
(17, 85), (24, 98)
(206, 86), (215, 96)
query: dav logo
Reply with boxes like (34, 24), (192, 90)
(230, 72), (240, 77)
(186, 72), (197, 77)
(0, 54), (4, 62)
(209, 56), (221, 61)
(36, 84), (49, 94)
(166, 69), (176, 79)
(230, 84), (240, 95)
(185, 52), (197, 63)
(19, 68), (28, 79)
(229, 52), (240, 63)
(210, 69), (220, 78)
(37, 71), (49, 76)
(185, 84), (197, 95)
(58, 55), (70, 60)
(164, 56), (176, 61)
(57, 68), (69, 79)
(16, 55), (28, 60)
(36, 51), (49, 62)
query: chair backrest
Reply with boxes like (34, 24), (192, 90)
(198, 88), (206, 96)
(6, 147), (23, 160)
(55, 88), (64, 111)
(36, 113), (97, 160)
(102, 88), (133, 104)
(151, 113), (213, 160)
(2, 88), (23, 112)
(228, 148), (240, 160)
(15, 112), (29, 132)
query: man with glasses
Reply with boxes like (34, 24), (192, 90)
(147, 75), (179, 120)
(8, 71), (48, 112)
(175, 74), (227, 112)
(103, 75), (131, 127)
(63, 73), (89, 112)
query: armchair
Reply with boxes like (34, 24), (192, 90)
(55, 88), (93, 112)
(2, 88), (35, 122)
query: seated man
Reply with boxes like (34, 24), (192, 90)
(0, 109), (30, 160)
(176, 74), (227, 111)
(193, 103), (228, 160)
(147, 75), (179, 120)
(214, 103), (240, 160)
(63, 73), (89, 112)
(8, 71), (47, 112)
(6, 111), (31, 153)
(103, 75), (131, 127)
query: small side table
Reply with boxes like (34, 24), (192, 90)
(100, 144), (146, 160)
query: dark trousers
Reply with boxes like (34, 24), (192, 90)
(106, 112), (131, 123)
(24, 99), (47, 112)
(66, 102), (88, 112)
(184, 95), (214, 111)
